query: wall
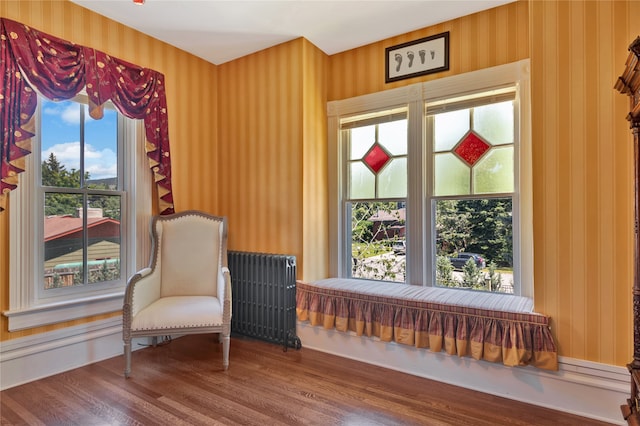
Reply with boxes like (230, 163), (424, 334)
(301, 40), (329, 281)
(217, 38), (328, 280)
(529, 0), (638, 365)
(327, 1), (529, 101)
(0, 0), (219, 341)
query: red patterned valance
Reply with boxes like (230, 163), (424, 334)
(0, 18), (174, 214)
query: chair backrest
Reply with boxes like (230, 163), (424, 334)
(153, 212), (226, 297)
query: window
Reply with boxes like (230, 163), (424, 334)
(40, 97), (123, 291)
(6, 95), (152, 331)
(429, 93), (516, 293)
(328, 60), (533, 297)
(342, 109), (408, 282)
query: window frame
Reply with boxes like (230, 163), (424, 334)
(341, 110), (409, 282)
(327, 59), (533, 297)
(5, 95), (153, 331)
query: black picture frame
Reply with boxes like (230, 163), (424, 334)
(385, 31), (450, 83)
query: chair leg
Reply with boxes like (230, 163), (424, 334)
(124, 340), (132, 378)
(222, 334), (230, 370)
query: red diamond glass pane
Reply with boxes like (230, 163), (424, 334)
(454, 132), (490, 166)
(364, 144), (390, 174)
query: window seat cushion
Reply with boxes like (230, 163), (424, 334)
(296, 278), (558, 371)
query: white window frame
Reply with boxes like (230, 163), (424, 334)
(328, 59), (533, 298)
(4, 96), (153, 331)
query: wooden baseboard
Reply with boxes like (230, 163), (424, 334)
(0, 317), (148, 390)
(297, 321), (628, 425)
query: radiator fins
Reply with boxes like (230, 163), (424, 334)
(228, 251), (301, 350)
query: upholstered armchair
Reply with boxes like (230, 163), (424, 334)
(122, 210), (231, 378)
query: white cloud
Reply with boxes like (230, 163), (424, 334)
(43, 142), (117, 180)
(42, 102), (86, 125)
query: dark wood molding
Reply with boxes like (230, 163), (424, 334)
(616, 35), (640, 425)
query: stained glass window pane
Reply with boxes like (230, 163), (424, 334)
(473, 101), (513, 145)
(350, 162), (375, 199)
(473, 146), (514, 194)
(434, 109), (469, 152)
(350, 125), (375, 160)
(434, 153), (470, 196)
(378, 158), (407, 198)
(454, 132), (490, 166)
(378, 120), (408, 156)
(364, 144), (390, 173)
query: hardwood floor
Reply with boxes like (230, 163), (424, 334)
(1, 334), (612, 425)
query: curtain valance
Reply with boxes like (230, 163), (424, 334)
(0, 18), (174, 214)
(296, 278), (558, 371)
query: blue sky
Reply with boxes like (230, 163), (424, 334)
(40, 98), (118, 180)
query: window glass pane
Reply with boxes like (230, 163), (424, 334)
(41, 99), (81, 188)
(435, 197), (513, 293)
(473, 146), (514, 194)
(350, 201), (405, 283)
(87, 195), (121, 284)
(350, 126), (375, 160)
(378, 158), (407, 198)
(434, 153), (470, 196)
(44, 193), (83, 289)
(434, 109), (469, 152)
(40, 96), (125, 293)
(473, 101), (514, 145)
(378, 120), (408, 155)
(350, 162), (375, 199)
(85, 106), (119, 187)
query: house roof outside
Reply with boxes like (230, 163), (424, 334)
(44, 215), (120, 242)
(368, 208), (406, 223)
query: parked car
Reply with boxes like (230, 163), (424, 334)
(392, 240), (406, 255)
(449, 252), (486, 270)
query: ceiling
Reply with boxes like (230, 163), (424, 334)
(70, 0), (515, 65)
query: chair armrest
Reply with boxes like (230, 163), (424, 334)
(124, 267), (161, 317)
(220, 266), (232, 321)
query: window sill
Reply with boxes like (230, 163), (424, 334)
(3, 291), (125, 332)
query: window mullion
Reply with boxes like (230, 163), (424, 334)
(406, 99), (425, 286)
(79, 104), (88, 284)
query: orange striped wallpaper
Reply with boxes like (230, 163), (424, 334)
(217, 41), (304, 256)
(301, 39), (329, 282)
(217, 38), (329, 280)
(327, 1), (529, 101)
(529, 0), (638, 365)
(0, 0), (218, 340)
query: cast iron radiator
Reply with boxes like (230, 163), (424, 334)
(228, 251), (301, 350)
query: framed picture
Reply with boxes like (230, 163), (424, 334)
(385, 32), (449, 83)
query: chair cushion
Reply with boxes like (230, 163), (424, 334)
(159, 215), (221, 297)
(131, 296), (223, 331)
